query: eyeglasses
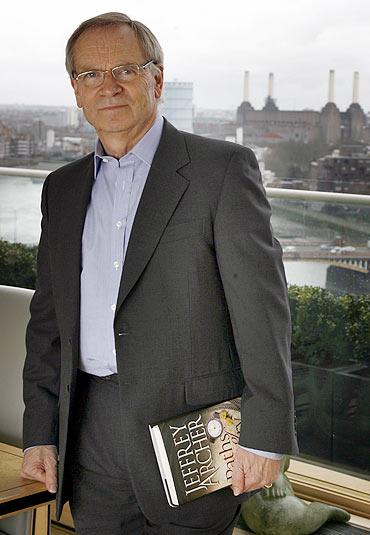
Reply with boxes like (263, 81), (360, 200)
(73, 59), (156, 88)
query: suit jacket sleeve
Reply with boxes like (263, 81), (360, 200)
(23, 173), (61, 450)
(214, 146), (298, 455)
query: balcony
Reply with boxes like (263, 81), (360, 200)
(0, 166), (369, 534)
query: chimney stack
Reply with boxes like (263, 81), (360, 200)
(328, 69), (335, 103)
(352, 71), (359, 104)
(268, 72), (274, 98)
(243, 71), (250, 102)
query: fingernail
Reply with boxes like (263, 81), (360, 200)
(233, 490), (240, 496)
(49, 487), (57, 493)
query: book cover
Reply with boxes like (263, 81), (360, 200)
(149, 396), (241, 507)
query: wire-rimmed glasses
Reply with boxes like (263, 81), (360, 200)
(73, 59), (156, 88)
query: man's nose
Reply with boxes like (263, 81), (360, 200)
(99, 71), (123, 96)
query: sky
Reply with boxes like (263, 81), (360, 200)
(0, 0), (369, 112)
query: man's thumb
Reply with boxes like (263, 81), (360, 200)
(232, 464), (244, 495)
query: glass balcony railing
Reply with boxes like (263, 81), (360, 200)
(0, 167), (48, 244)
(269, 194), (370, 479)
(1, 166), (369, 482)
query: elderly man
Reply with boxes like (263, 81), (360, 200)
(21, 12), (298, 534)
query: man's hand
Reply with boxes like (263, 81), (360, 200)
(232, 446), (281, 495)
(21, 446), (58, 494)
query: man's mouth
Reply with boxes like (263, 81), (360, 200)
(99, 104), (127, 110)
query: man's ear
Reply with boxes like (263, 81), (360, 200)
(154, 65), (164, 100)
(71, 78), (83, 109)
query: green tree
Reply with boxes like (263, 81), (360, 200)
(264, 140), (332, 179)
(0, 239), (37, 289)
(289, 285), (350, 367)
(340, 294), (370, 366)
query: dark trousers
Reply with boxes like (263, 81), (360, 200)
(67, 370), (242, 534)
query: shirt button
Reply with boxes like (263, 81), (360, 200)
(116, 220), (122, 228)
(111, 304), (116, 311)
(113, 261), (119, 269)
(102, 158), (108, 163)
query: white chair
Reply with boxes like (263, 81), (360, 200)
(0, 285), (35, 534)
(0, 284), (33, 447)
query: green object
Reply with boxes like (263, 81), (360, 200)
(240, 456), (350, 535)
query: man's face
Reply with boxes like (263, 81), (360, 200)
(71, 25), (163, 138)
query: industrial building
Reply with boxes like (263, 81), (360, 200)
(237, 70), (369, 146)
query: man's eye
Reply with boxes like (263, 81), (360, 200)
(115, 66), (136, 77)
(82, 71), (99, 79)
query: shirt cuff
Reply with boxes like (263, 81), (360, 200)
(238, 445), (284, 460)
(23, 445), (57, 454)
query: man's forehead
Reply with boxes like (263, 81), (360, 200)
(73, 25), (144, 67)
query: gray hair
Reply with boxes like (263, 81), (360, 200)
(65, 12), (164, 78)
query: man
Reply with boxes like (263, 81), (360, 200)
(21, 12), (298, 534)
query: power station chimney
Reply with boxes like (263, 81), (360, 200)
(262, 72), (278, 111)
(268, 72), (274, 98)
(243, 71), (250, 102)
(352, 71), (359, 104)
(328, 69), (335, 103)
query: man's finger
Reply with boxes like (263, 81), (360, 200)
(45, 470), (57, 493)
(44, 455), (58, 493)
(21, 466), (46, 483)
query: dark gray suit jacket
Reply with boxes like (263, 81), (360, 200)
(23, 119), (298, 522)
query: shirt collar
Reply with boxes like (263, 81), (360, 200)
(94, 114), (164, 179)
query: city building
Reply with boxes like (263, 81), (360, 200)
(0, 120), (11, 158)
(10, 136), (33, 158)
(32, 119), (47, 151)
(66, 107), (82, 128)
(159, 81), (193, 132)
(310, 145), (370, 194)
(193, 108), (236, 140)
(46, 128), (55, 149)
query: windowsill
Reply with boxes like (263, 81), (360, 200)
(50, 457), (370, 531)
(287, 457), (370, 528)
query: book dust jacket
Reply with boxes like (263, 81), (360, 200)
(149, 397), (241, 506)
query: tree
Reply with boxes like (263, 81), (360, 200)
(0, 239), (37, 289)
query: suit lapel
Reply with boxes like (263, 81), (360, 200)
(115, 120), (190, 316)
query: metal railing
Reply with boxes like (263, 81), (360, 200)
(1, 166), (369, 206)
(0, 166), (49, 179)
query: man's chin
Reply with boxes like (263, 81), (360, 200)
(92, 120), (132, 134)
(96, 122), (131, 135)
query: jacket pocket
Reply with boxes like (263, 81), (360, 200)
(185, 367), (245, 407)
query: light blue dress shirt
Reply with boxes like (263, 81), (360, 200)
(79, 114), (164, 376)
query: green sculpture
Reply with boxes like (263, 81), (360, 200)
(240, 456), (350, 535)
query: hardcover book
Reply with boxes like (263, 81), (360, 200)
(149, 396), (241, 507)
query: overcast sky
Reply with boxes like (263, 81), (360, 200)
(0, 0), (369, 112)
